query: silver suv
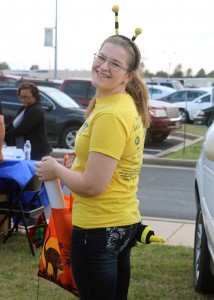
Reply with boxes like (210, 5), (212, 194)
(146, 79), (184, 90)
(194, 122), (214, 293)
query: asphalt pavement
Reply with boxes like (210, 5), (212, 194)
(51, 131), (201, 248)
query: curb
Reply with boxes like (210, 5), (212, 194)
(51, 131), (200, 168)
(143, 216), (195, 225)
(143, 157), (196, 168)
(51, 149), (197, 168)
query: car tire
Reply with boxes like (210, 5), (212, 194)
(193, 208), (214, 293)
(179, 109), (190, 123)
(151, 132), (169, 142)
(61, 125), (79, 149)
(144, 128), (152, 145)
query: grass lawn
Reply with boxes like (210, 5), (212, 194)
(0, 233), (214, 300)
(0, 124), (212, 299)
(178, 124), (208, 137)
(164, 124), (208, 160)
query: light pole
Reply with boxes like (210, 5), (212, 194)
(54, 0), (58, 79)
(163, 52), (176, 78)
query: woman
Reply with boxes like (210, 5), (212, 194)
(5, 82), (52, 160)
(36, 31), (150, 299)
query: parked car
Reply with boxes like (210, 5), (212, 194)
(194, 122), (214, 293)
(0, 74), (21, 86)
(146, 79), (184, 90)
(159, 88), (209, 104)
(164, 90), (214, 123)
(16, 77), (63, 90)
(60, 78), (96, 107)
(193, 106), (214, 127)
(148, 85), (176, 100)
(0, 86), (85, 149)
(146, 99), (182, 144)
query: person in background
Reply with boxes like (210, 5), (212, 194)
(35, 5), (150, 300)
(5, 82), (52, 160)
(0, 100), (5, 162)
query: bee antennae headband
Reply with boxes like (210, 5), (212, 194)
(112, 5), (119, 35)
(112, 5), (142, 70)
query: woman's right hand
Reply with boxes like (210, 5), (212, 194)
(0, 151), (3, 164)
(63, 151), (76, 169)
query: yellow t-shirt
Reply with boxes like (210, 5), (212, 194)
(72, 94), (146, 228)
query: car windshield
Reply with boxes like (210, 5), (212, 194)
(173, 81), (184, 90)
(44, 89), (80, 108)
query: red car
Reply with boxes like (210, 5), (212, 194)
(0, 74), (21, 86)
(146, 99), (182, 144)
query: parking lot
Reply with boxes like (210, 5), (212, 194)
(144, 131), (202, 157)
(144, 136), (181, 156)
(52, 130), (203, 160)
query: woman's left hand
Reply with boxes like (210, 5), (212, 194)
(35, 156), (59, 181)
(63, 151), (76, 169)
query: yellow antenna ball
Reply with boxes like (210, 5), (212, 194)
(131, 27), (143, 42)
(112, 5), (119, 13)
(135, 28), (142, 35)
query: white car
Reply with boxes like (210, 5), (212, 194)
(173, 88), (214, 122)
(194, 123), (214, 293)
(148, 85), (176, 100)
(146, 79), (184, 90)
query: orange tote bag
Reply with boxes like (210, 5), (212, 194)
(38, 195), (78, 296)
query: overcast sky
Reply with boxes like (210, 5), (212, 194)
(1, 0), (214, 76)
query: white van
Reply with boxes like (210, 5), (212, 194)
(194, 123), (214, 293)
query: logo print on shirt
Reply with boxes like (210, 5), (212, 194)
(135, 136), (140, 145)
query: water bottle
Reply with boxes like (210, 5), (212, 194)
(24, 140), (31, 160)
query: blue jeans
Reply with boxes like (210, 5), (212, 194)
(71, 224), (138, 300)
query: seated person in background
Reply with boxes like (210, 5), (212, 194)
(5, 82), (52, 160)
(0, 100), (5, 162)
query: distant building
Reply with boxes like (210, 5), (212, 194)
(2, 69), (214, 87)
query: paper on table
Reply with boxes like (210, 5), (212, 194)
(44, 179), (66, 208)
(2, 147), (25, 160)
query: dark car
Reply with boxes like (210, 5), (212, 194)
(0, 86), (85, 149)
(16, 77), (63, 90)
(193, 106), (214, 127)
(159, 89), (209, 103)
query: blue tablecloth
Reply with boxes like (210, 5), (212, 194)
(0, 159), (49, 207)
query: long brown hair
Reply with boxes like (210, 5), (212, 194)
(85, 36), (150, 129)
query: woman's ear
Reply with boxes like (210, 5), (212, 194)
(124, 71), (135, 85)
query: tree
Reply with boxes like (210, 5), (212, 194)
(0, 62), (10, 70)
(144, 69), (155, 78)
(207, 70), (214, 78)
(140, 61), (145, 70)
(30, 65), (39, 70)
(171, 64), (183, 78)
(195, 68), (206, 77)
(155, 70), (168, 78)
(186, 68), (193, 77)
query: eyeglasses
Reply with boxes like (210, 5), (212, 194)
(93, 53), (130, 72)
(19, 95), (33, 100)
